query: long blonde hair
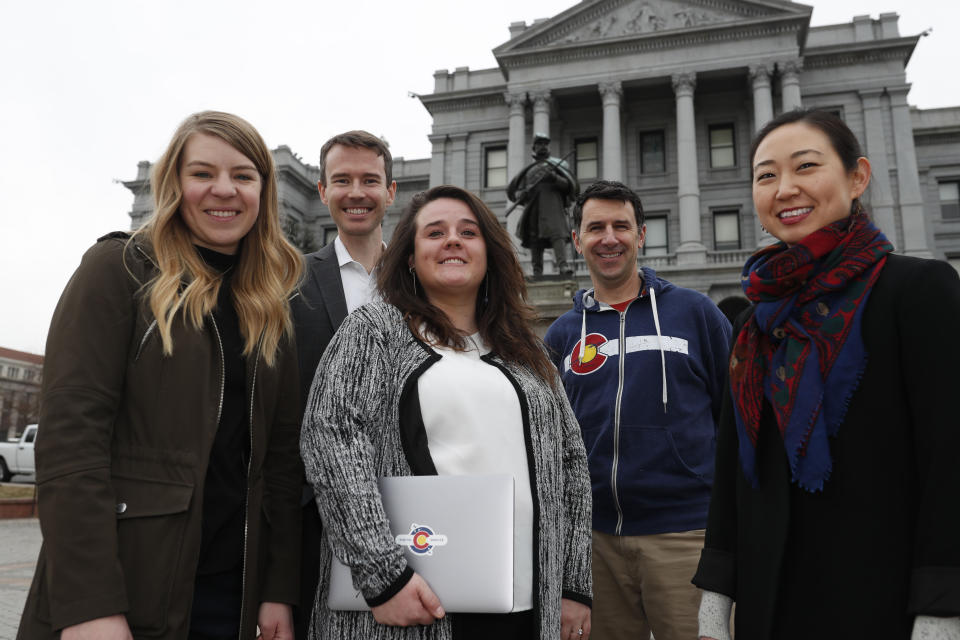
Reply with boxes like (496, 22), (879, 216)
(132, 111), (302, 366)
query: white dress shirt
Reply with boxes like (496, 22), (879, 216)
(333, 235), (382, 313)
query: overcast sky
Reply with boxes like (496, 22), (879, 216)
(1, 0), (956, 355)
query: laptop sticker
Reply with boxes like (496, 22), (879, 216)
(395, 523), (448, 555)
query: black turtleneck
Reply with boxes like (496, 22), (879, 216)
(191, 245), (248, 636)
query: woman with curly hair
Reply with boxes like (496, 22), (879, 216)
(300, 184), (593, 640)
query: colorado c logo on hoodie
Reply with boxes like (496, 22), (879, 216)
(570, 333), (609, 375)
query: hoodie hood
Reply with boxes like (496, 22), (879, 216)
(572, 266), (674, 313)
(572, 266), (675, 414)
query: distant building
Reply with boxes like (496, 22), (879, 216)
(124, 0), (960, 312)
(0, 347), (43, 439)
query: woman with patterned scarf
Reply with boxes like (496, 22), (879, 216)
(693, 109), (960, 640)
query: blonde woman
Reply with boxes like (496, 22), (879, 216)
(18, 111), (304, 640)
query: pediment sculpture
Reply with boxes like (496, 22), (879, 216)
(555, 0), (738, 45)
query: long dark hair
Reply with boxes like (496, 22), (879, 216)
(377, 185), (556, 384)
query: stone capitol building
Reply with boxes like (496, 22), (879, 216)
(124, 0), (960, 316)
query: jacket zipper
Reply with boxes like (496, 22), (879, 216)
(206, 318), (235, 634)
(611, 308), (627, 535)
(209, 318), (227, 455)
(132, 243), (158, 361)
(238, 337), (261, 639)
(134, 320), (157, 361)
(610, 296), (641, 536)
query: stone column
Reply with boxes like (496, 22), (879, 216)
(779, 59), (803, 111)
(750, 64), (774, 132)
(860, 89), (897, 244)
(505, 92), (527, 188)
(428, 133), (447, 187)
(531, 90), (552, 139)
(750, 64), (775, 246)
(889, 86), (932, 256)
(599, 81), (623, 182)
(447, 132), (469, 188)
(672, 72), (706, 263)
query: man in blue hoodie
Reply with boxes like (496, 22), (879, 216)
(544, 180), (731, 640)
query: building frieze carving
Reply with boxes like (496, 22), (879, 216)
(556, 0), (731, 45)
(523, 0), (774, 49)
(499, 21), (804, 69)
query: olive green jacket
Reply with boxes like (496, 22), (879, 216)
(18, 234), (302, 639)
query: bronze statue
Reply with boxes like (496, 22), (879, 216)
(507, 134), (579, 278)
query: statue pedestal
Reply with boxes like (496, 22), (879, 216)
(526, 278), (580, 337)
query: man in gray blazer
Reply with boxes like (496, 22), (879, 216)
(292, 130), (396, 637)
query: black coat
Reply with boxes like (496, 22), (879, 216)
(19, 236), (302, 639)
(693, 254), (960, 639)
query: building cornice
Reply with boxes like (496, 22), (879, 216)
(276, 163), (318, 195)
(803, 35), (920, 70)
(419, 88), (508, 115)
(122, 178), (150, 194)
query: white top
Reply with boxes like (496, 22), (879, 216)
(417, 334), (534, 612)
(333, 235), (381, 313)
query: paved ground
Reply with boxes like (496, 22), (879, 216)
(0, 516), (40, 639)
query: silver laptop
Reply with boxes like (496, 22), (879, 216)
(327, 474), (515, 613)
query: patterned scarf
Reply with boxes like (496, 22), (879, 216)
(730, 212), (893, 491)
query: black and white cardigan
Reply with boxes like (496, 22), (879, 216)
(300, 302), (593, 640)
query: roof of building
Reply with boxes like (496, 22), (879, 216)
(0, 347), (44, 366)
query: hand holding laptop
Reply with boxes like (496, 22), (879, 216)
(371, 573), (445, 627)
(561, 598), (591, 639)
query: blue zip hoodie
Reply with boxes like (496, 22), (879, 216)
(544, 266), (732, 536)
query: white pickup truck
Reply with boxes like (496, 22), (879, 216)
(0, 423), (37, 481)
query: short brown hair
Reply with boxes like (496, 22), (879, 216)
(573, 180), (644, 230)
(318, 130), (393, 186)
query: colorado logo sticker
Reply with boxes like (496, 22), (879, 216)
(395, 524), (448, 555)
(571, 333), (609, 375)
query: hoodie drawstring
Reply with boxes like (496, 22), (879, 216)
(649, 286), (668, 413)
(579, 304), (587, 364)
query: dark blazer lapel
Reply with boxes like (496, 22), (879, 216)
(307, 242), (348, 329)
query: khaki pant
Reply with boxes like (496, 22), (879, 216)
(591, 529), (704, 640)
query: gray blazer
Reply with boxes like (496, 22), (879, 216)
(300, 301), (593, 640)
